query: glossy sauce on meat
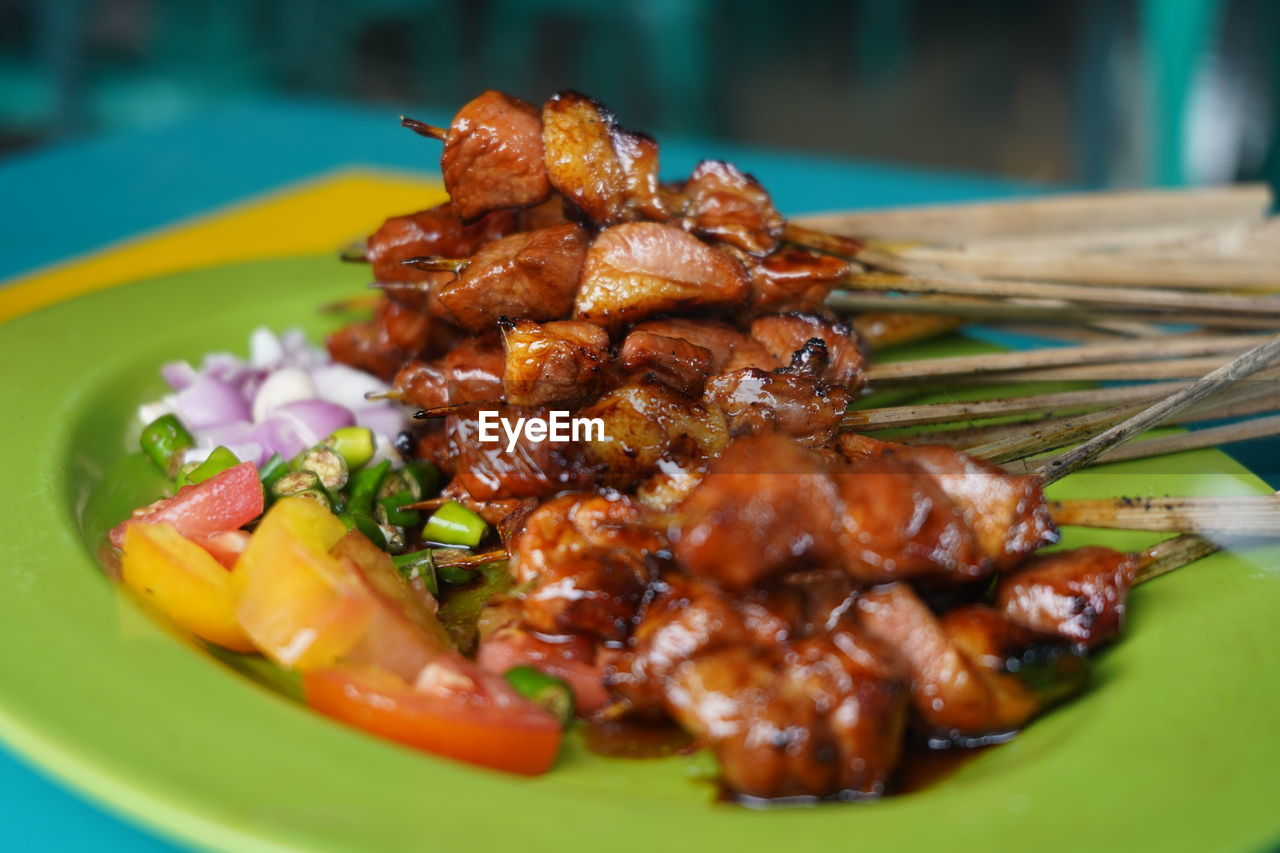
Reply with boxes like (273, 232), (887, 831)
(436, 223), (589, 334)
(574, 223), (750, 333)
(441, 91), (551, 221)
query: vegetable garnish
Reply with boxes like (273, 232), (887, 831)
(302, 662), (563, 776)
(138, 327), (407, 470)
(503, 666), (576, 729)
(423, 501), (489, 548)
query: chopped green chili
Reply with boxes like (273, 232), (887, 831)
(178, 446), (239, 488)
(339, 511), (387, 550)
(347, 459), (391, 516)
(423, 501), (488, 548)
(257, 453), (290, 492)
(392, 549), (439, 597)
(295, 446), (349, 491)
(140, 414), (195, 477)
(270, 469), (321, 499)
(503, 666), (575, 728)
(377, 490), (421, 527)
(323, 426), (375, 470)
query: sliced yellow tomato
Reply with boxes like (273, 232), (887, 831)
(329, 531), (454, 680)
(121, 523), (254, 652)
(232, 497), (376, 669)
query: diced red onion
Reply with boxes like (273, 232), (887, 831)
(273, 399), (355, 447)
(143, 327), (404, 467)
(253, 418), (308, 461)
(353, 405), (409, 439)
(172, 376), (251, 429)
(161, 361), (198, 391)
(202, 352), (256, 388)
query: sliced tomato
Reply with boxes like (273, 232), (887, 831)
(303, 659), (562, 776)
(110, 461), (263, 549)
(121, 523), (254, 652)
(476, 627), (609, 714)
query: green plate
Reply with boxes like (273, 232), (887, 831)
(2, 256), (1278, 853)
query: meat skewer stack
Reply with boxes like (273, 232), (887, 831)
(325, 89), (1280, 803)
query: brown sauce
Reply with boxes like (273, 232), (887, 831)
(717, 739), (1007, 808)
(891, 741), (999, 795)
(582, 718), (696, 759)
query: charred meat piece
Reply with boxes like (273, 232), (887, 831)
(510, 492), (665, 642)
(664, 635), (906, 800)
(434, 223), (589, 334)
(673, 160), (785, 255)
(542, 91), (666, 225)
(750, 312), (867, 389)
(326, 319), (404, 382)
(501, 318), (612, 407)
(704, 368), (852, 446)
(738, 248), (852, 317)
(618, 329), (715, 395)
(838, 435), (1058, 571)
(574, 223), (749, 333)
(996, 546), (1137, 648)
(856, 583), (1046, 738)
(675, 435), (1003, 588)
(365, 201), (526, 285)
(438, 91), (551, 221)
(610, 571), (860, 714)
(830, 454), (983, 584)
(629, 317), (774, 374)
(374, 295), (433, 357)
(673, 435), (845, 590)
(577, 377), (730, 489)
(390, 334), (505, 410)
(446, 405), (598, 501)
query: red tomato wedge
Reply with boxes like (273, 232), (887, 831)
(303, 659), (563, 776)
(110, 461), (264, 549)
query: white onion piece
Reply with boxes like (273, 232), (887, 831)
(252, 367), (316, 423)
(273, 399), (355, 447)
(172, 376), (251, 429)
(309, 363), (387, 411)
(161, 361), (198, 391)
(249, 327), (284, 368)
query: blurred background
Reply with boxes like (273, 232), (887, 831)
(0, 0), (1276, 190)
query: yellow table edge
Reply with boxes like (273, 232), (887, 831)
(0, 167), (446, 324)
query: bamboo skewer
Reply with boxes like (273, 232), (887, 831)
(844, 270), (1280, 313)
(867, 246), (1280, 291)
(790, 184), (1274, 243)
(1135, 533), (1225, 584)
(844, 382), (1183, 430)
(1086, 414), (1280, 466)
(897, 385), (1280, 452)
(1034, 335), (1280, 484)
(864, 335), (1269, 383)
(1052, 494), (1280, 536)
(871, 357), (1266, 386)
(823, 292), (1280, 330)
